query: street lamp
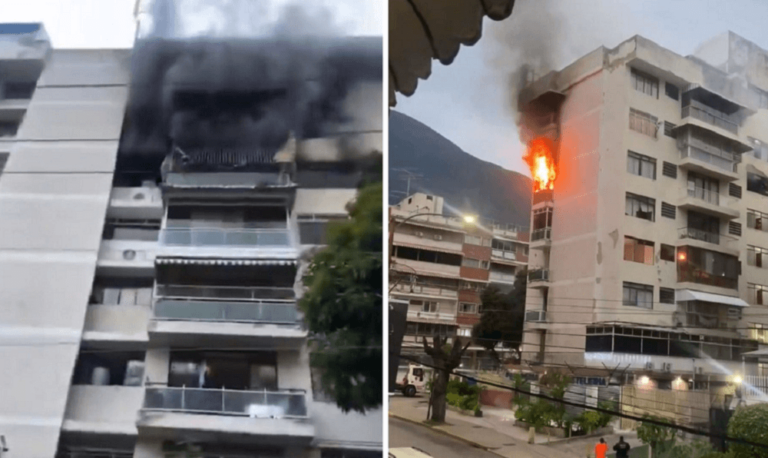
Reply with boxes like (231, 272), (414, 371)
(463, 215), (477, 224)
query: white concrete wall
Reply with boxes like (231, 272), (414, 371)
(0, 49), (127, 458)
(62, 385), (143, 435)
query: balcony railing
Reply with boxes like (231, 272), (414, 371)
(682, 101), (739, 134)
(160, 228), (290, 247)
(684, 186), (727, 206)
(154, 299), (299, 324)
(156, 284), (295, 301)
(489, 272), (516, 283)
(677, 267), (738, 290)
(680, 145), (737, 173)
(143, 386), (308, 418)
(678, 227), (722, 245)
(528, 269), (550, 282)
(531, 228), (551, 242)
(407, 310), (455, 322)
(492, 249), (517, 261)
(525, 310), (547, 322)
(391, 283), (457, 298)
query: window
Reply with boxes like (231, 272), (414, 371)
(631, 68), (659, 98)
(679, 246), (740, 290)
(629, 108), (658, 138)
(748, 284), (768, 306)
(664, 121), (677, 137)
(462, 258), (489, 269)
(626, 193), (655, 221)
(660, 244), (676, 262)
(665, 82), (680, 100)
(627, 151), (656, 179)
(748, 246), (768, 268)
(747, 172), (768, 197)
(457, 328), (472, 337)
(623, 236), (654, 265)
(729, 183), (742, 198)
(623, 282), (653, 308)
(464, 235), (489, 246)
(103, 218), (160, 241)
(747, 209), (768, 232)
(687, 172), (719, 203)
(751, 324), (768, 344)
(748, 137), (768, 161)
(729, 221), (742, 237)
(662, 161), (678, 179)
(0, 121), (20, 138)
(410, 300), (438, 313)
(459, 303), (477, 314)
(659, 287), (675, 304)
(661, 202), (676, 219)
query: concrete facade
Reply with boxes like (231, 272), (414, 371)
(0, 23), (381, 458)
(520, 33), (768, 385)
(390, 192), (529, 369)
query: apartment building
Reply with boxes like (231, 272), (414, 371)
(389, 193), (528, 368)
(519, 31), (768, 386)
(0, 23), (381, 458)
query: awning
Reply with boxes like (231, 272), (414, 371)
(155, 258), (297, 266)
(747, 164), (768, 178)
(676, 289), (749, 307)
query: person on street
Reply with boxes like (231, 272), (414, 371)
(614, 436), (631, 458)
(595, 438), (608, 458)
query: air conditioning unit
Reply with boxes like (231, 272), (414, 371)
(645, 362), (654, 370)
(662, 363), (672, 373)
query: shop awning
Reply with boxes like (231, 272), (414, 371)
(676, 289), (749, 307)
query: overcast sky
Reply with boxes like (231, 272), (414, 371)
(395, 0), (768, 177)
(3, 0), (383, 49)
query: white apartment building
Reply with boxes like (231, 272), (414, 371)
(390, 193), (528, 368)
(0, 23), (381, 458)
(520, 32), (768, 387)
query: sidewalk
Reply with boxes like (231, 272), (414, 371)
(389, 396), (573, 458)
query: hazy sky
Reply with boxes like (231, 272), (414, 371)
(395, 0), (768, 177)
(3, 0), (383, 49)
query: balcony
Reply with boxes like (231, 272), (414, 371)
(528, 269), (550, 287)
(530, 228), (552, 248)
(406, 310), (455, 323)
(392, 232), (463, 254)
(149, 285), (304, 347)
(677, 227), (738, 255)
(390, 282), (458, 299)
(491, 249), (519, 262)
(677, 187), (739, 219)
(391, 258), (460, 279)
(682, 100), (739, 135)
(139, 387), (314, 444)
(158, 227), (296, 258)
(62, 385), (143, 435)
(677, 267), (738, 290)
(489, 271), (516, 284)
(108, 187), (163, 220)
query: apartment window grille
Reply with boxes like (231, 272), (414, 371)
(631, 68), (659, 98)
(665, 82), (680, 100)
(729, 183), (743, 198)
(659, 287), (675, 304)
(747, 209), (768, 231)
(664, 121), (677, 137)
(662, 161), (678, 179)
(626, 193), (655, 221)
(729, 221), (742, 237)
(627, 151), (656, 179)
(748, 283), (768, 306)
(629, 108), (659, 138)
(661, 202), (676, 219)
(623, 236), (654, 265)
(660, 244), (676, 262)
(623, 282), (653, 309)
(747, 245), (768, 268)
(459, 303), (477, 314)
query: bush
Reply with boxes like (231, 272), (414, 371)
(445, 380), (482, 412)
(727, 404), (768, 458)
(596, 401), (616, 428)
(575, 411), (602, 434)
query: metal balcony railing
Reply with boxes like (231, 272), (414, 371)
(678, 227), (721, 245)
(525, 310), (547, 322)
(143, 386), (308, 418)
(685, 186), (723, 206)
(680, 145), (737, 173)
(528, 269), (549, 282)
(682, 100), (739, 134)
(677, 267), (738, 290)
(156, 284), (295, 301)
(160, 228), (290, 247)
(531, 228), (551, 242)
(154, 299), (299, 324)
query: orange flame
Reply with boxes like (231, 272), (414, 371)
(523, 137), (557, 192)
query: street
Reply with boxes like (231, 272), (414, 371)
(389, 417), (501, 458)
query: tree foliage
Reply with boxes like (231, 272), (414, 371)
(300, 181), (382, 413)
(727, 404), (768, 458)
(473, 270), (527, 357)
(637, 415), (679, 457)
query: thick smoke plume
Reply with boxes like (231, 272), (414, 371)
(120, 0), (381, 162)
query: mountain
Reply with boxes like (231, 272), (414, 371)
(389, 110), (532, 228)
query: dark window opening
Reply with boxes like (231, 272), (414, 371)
(665, 82), (680, 100)
(660, 287), (675, 304)
(626, 193), (655, 221)
(166, 205), (287, 229)
(168, 351), (277, 391)
(102, 218), (161, 241)
(0, 152), (8, 174)
(2, 81), (36, 99)
(664, 121), (677, 137)
(72, 351), (145, 386)
(394, 246), (462, 266)
(747, 172), (768, 197)
(660, 244), (676, 262)
(677, 246), (740, 289)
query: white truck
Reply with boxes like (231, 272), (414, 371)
(394, 363), (430, 397)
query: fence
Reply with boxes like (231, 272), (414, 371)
(143, 386), (308, 418)
(619, 386), (711, 430)
(160, 228), (290, 247)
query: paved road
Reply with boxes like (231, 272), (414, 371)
(390, 417), (501, 458)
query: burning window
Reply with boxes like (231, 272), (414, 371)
(623, 236), (654, 265)
(625, 193), (655, 221)
(523, 137), (557, 192)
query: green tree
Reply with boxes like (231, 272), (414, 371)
(472, 270), (527, 359)
(637, 415), (679, 457)
(727, 403), (768, 458)
(300, 181), (382, 413)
